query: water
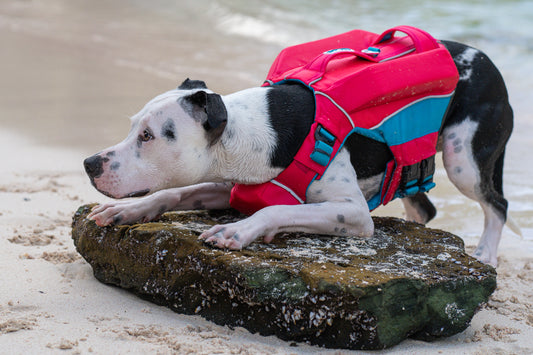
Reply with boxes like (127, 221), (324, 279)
(1, 0), (532, 249)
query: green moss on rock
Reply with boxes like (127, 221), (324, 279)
(72, 204), (496, 350)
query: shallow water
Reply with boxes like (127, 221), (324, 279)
(1, 0), (532, 250)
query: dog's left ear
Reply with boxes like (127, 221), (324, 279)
(185, 91), (228, 145)
(178, 78), (208, 90)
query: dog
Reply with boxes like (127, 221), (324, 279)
(84, 40), (513, 267)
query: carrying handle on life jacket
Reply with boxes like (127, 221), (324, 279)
(303, 48), (371, 81)
(302, 26), (440, 81)
(375, 25), (440, 53)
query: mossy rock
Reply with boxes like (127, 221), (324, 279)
(71, 204), (496, 350)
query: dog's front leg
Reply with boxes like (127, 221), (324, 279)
(199, 201), (374, 250)
(199, 148), (374, 249)
(88, 182), (233, 226)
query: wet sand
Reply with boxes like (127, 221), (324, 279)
(1, 2), (533, 354)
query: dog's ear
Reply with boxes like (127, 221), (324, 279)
(178, 78), (208, 90)
(185, 91), (228, 145)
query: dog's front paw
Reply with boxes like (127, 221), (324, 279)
(198, 218), (275, 250)
(199, 226), (245, 250)
(87, 200), (161, 227)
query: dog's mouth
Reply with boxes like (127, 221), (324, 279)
(94, 188), (150, 199)
(123, 189), (150, 198)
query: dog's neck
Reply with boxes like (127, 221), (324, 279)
(206, 87), (283, 184)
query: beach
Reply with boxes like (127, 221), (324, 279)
(1, 0), (533, 353)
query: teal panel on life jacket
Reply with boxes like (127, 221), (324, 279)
(353, 94), (453, 146)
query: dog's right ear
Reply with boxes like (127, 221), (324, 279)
(178, 78), (208, 90)
(184, 90), (228, 145)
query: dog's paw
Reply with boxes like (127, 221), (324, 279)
(87, 200), (162, 227)
(199, 225), (248, 250)
(472, 246), (498, 267)
(198, 218), (275, 250)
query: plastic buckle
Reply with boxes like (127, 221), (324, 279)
(310, 126), (336, 166)
(419, 175), (435, 192)
(361, 47), (381, 57)
(403, 178), (420, 196)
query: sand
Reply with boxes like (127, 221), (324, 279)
(2, 131), (533, 355)
(1, 2), (533, 354)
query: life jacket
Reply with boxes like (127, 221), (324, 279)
(230, 26), (459, 216)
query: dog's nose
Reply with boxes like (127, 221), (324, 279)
(84, 155), (105, 179)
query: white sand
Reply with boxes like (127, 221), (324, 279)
(1, 129), (533, 354)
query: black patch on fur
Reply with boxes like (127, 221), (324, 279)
(193, 200), (206, 210)
(266, 83), (315, 168)
(106, 151), (115, 157)
(337, 214), (345, 223)
(110, 162), (120, 171)
(182, 90), (228, 146)
(157, 205), (167, 216)
(178, 78), (208, 90)
(344, 133), (393, 179)
(162, 118), (176, 142)
(113, 215), (123, 225)
(404, 193), (437, 224)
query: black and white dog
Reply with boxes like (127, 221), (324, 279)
(84, 41), (514, 266)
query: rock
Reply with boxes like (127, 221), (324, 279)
(71, 204), (496, 350)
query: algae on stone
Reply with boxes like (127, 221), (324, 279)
(72, 204), (496, 350)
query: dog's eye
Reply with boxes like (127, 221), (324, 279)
(140, 129), (153, 142)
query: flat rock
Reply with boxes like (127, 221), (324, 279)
(71, 204), (496, 350)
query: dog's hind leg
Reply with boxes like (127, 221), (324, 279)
(442, 115), (511, 266)
(401, 193), (437, 225)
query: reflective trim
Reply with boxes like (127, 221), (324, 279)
(315, 91), (355, 128)
(378, 48), (415, 62)
(270, 179), (305, 204)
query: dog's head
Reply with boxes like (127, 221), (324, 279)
(84, 79), (227, 199)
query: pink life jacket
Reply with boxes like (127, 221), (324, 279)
(230, 26), (459, 216)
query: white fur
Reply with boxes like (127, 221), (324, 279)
(442, 118), (502, 265)
(442, 118), (480, 199)
(455, 47), (479, 81)
(210, 88), (283, 183)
